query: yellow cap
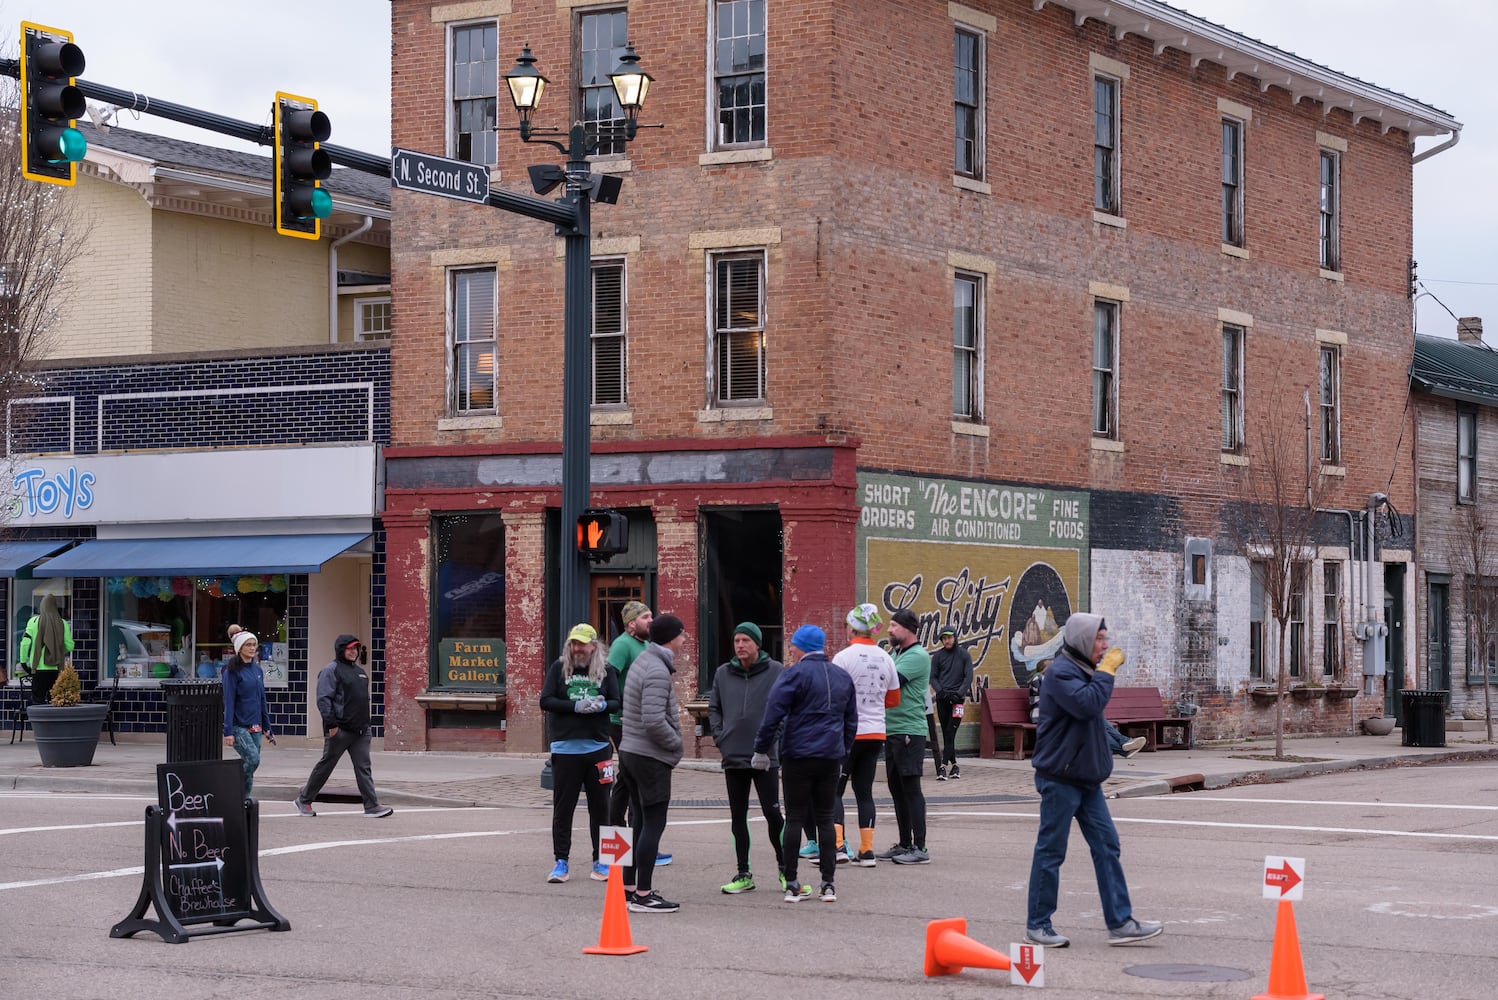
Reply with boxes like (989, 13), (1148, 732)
(567, 623), (598, 644)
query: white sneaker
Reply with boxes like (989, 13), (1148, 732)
(1122, 736), (1147, 758)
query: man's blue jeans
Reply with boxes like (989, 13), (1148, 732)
(1027, 774), (1133, 930)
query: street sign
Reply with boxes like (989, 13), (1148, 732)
(1009, 942), (1044, 987)
(1263, 855), (1305, 901)
(598, 825), (634, 866)
(390, 147), (490, 205)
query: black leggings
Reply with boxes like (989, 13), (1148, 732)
(836, 739), (883, 830)
(724, 767), (785, 874)
(936, 697), (962, 766)
(625, 799), (669, 893)
(550, 746), (611, 862)
(781, 757), (841, 885)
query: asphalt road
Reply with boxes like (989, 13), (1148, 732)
(4, 760), (1497, 999)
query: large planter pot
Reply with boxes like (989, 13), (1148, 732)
(26, 703), (109, 767)
(1362, 716), (1396, 736)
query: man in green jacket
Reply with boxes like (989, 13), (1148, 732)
(877, 608), (932, 865)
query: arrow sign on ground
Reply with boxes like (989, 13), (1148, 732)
(598, 825), (634, 866)
(1009, 942), (1044, 988)
(1263, 855), (1305, 901)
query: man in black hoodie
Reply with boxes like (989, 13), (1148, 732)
(293, 634), (393, 818)
(708, 621), (785, 895)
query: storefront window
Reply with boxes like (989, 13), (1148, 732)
(433, 514), (506, 689)
(104, 575), (290, 688)
(11, 578), (73, 680)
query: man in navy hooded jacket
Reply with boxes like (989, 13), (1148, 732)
(1025, 613), (1161, 948)
(752, 624), (856, 903)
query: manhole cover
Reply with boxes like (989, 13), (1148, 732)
(1125, 964), (1254, 982)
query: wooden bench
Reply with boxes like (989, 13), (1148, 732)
(979, 688), (1035, 759)
(978, 685), (1193, 759)
(1107, 686), (1193, 751)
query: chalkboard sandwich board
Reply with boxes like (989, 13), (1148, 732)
(110, 759), (289, 943)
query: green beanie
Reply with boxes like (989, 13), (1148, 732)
(733, 621), (763, 647)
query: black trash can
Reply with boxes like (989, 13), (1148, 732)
(161, 679), (225, 762)
(1399, 689), (1448, 748)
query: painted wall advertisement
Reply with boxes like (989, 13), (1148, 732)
(856, 471), (1089, 692)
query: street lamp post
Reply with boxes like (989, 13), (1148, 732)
(503, 44), (654, 636)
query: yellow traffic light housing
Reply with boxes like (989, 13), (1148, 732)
(273, 91), (332, 239)
(20, 21), (87, 186)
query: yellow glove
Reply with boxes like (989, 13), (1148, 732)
(1098, 646), (1125, 675)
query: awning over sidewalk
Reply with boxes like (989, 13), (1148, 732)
(0, 540), (73, 577)
(30, 533), (370, 577)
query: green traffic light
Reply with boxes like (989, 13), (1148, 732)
(310, 187), (333, 219)
(57, 127), (87, 163)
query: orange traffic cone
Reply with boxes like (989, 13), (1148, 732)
(1251, 899), (1323, 1000)
(923, 917), (1012, 977)
(583, 864), (648, 956)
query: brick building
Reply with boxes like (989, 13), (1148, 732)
(3, 124), (392, 742)
(383, 0), (1459, 751)
(1410, 321), (1498, 728)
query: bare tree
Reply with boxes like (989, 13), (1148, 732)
(1447, 504), (1497, 743)
(1, 69), (90, 502)
(1228, 386), (1334, 759)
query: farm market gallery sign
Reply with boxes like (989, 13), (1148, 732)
(438, 637), (506, 689)
(856, 472), (1089, 689)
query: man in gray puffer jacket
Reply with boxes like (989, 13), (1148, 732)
(618, 613), (687, 913)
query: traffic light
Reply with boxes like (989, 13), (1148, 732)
(273, 92), (332, 239)
(577, 509), (629, 559)
(19, 21), (87, 186)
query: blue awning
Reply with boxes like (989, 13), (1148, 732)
(30, 533), (370, 578)
(0, 540), (74, 577)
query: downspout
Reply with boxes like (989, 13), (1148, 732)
(1412, 128), (1460, 165)
(329, 216), (374, 344)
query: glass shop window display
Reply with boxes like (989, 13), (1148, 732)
(104, 575), (289, 688)
(9, 577), (73, 687)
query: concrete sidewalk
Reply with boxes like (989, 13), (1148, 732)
(4, 724), (1495, 810)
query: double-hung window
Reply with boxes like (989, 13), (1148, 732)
(712, 0), (766, 148)
(1288, 562), (1308, 678)
(711, 251), (766, 403)
(953, 273), (982, 419)
(954, 28), (982, 179)
(1319, 345), (1341, 464)
(1319, 149), (1340, 271)
(1092, 299), (1120, 439)
(1093, 76), (1120, 214)
(450, 268), (497, 413)
(357, 298), (392, 341)
(451, 23), (497, 165)
(592, 260), (627, 406)
(1222, 118), (1244, 246)
(578, 8), (628, 156)
(1221, 324), (1244, 452)
(1459, 407), (1477, 503)
(1323, 561), (1342, 678)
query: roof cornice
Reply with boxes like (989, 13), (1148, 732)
(1038, 0), (1461, 139)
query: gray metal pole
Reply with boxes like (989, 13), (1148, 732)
(558, 124), (594, 632)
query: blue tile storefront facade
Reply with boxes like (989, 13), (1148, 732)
(3, 343), (390, 742)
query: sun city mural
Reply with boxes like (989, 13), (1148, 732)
(855, 471), (1090, 697)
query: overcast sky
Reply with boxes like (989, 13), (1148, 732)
(10, 1), (1488, 338)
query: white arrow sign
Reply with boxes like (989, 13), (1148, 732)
(598, 825), (634, 866)
(1263, 855), (1305, 901)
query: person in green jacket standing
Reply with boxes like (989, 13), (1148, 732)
(877, 608), (932, 865)
(18, 595), (74, 705)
